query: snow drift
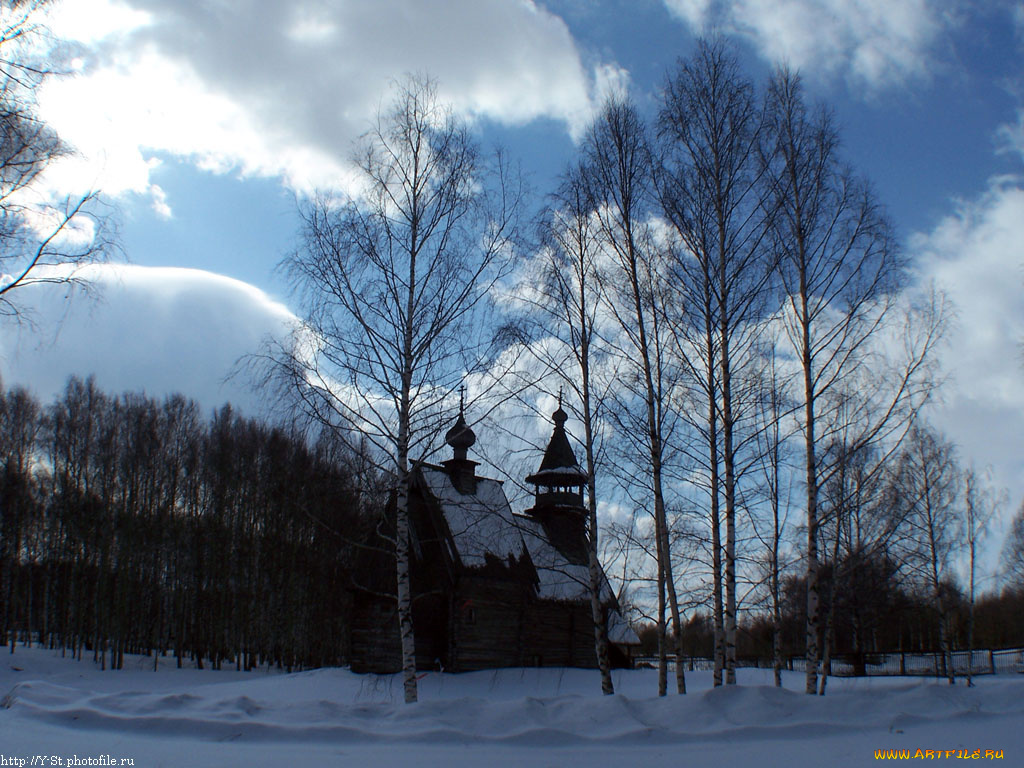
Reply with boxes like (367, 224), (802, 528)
(2, 647), (1022, 767)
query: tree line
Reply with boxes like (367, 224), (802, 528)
(0, 376), (379, 671)
(2, 372), (1019, 678)
(636, 516), (1024, 667)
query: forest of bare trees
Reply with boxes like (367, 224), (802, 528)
(0, 376), (378, 671)
(1, 367), (1021, 688)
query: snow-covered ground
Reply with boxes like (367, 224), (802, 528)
(2, 647), (1021, 767)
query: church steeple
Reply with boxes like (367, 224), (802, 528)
(525, 397), (588, 560)
(526, 395), (587, 489)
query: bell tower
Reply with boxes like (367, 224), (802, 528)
(525, 396), (588, 561)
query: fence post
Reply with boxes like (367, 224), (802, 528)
(900, 651), (906, 676)
(989, 649), (995, 675)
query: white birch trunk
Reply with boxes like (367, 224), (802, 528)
(584, 376), (613, 694)
(395, 459), (417, 703)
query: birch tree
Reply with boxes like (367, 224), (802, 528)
(761, 70), (943, 694)
(658, 39), (773, 685)
(892, 426), (961, 685)
(283, 76), (519, 703)
(816, 435), (891, 695)
(528, 162), (616, 693)
(0, 384), (41, 649)
(749, 338), (796, 687)
(585, 96), (686, 695)
(962, 467), (998, 687)
(1002, 502), (1024, 590)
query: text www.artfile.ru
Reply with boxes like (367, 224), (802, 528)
(874, 749), (1004, 760)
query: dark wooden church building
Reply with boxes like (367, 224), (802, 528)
(349, 403), (636, 673)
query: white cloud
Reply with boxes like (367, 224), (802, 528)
(35, 0), (606, 200)
(664, 0), (714, 27)
(44, 0), (152, 44)
(286, 6), (339, 44)
(591, 63), (633, 103)
(0, 264), (297, 416)
(664, 0), (950, 90)
(148, 184), (172, 219)
(997, 109), (1024, 161)
(909, 177), (1024, 544)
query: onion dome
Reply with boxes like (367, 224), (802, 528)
(445, 411), (476, 454)
(443, 396), (478, 493)
(552, 403), (569, 426)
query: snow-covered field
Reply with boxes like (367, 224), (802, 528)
(2, 647), (1021, 767)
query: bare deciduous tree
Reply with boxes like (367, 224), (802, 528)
(749, 336), (796, 688)
(584, 96), (686, 696)
(658, 39), (773, 685)
(529, 162), (616, 694)
(0, 0), (106, 319)
(1002, 501), (1024, 591)
(282, 76), (519, 703)
(892, 426), (961, 685)
(762, 69), (944, 694)
(962, 467), (999, 686)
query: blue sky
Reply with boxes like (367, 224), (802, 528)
(2, 0), (1023, 567)
(102, 0), (1024, 302)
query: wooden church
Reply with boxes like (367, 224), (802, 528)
(349, 402), (636, 673)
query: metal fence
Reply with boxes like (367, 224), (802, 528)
(635, 648), (1024, 677)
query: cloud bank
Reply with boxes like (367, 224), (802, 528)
(0, 264), (296, 415)
(910, 177), (1024, 538)
(36, 0), (606, 206)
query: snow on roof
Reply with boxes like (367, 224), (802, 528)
(419, 466), (634, 640)
(420, 467), (526, 568)
(607, 608), (640, 645)
(516, 515), (613, 603)
(525, 466), (587, 481)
